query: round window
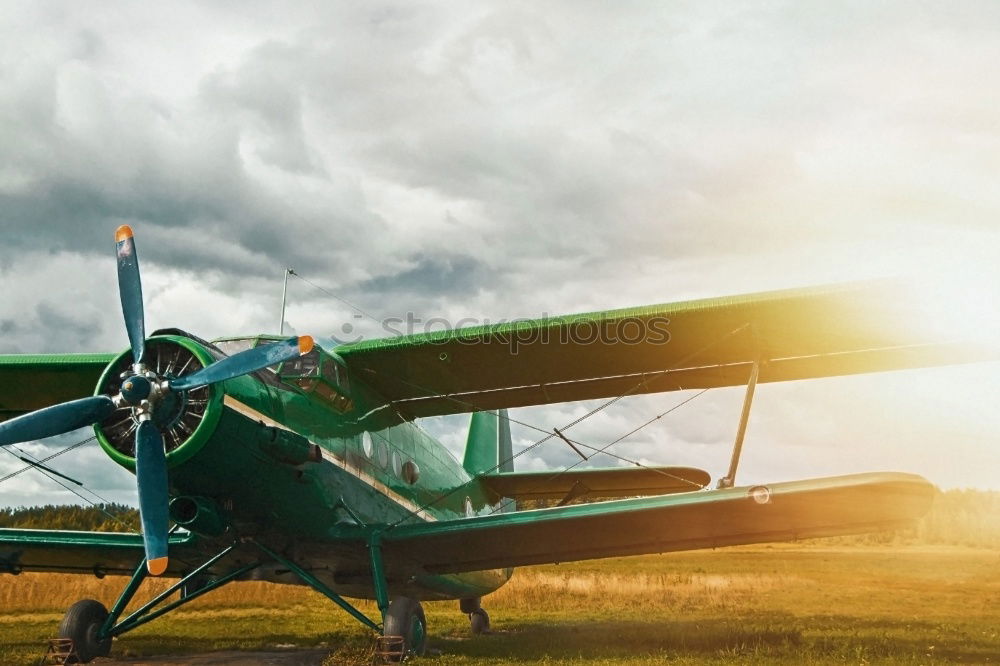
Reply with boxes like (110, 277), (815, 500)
(464, 496), (475, 518)
(376, 441), (389, 469)
(391, 451), (402, 477)
(361, 432), (373, 458)
(401, 460), (420, 485)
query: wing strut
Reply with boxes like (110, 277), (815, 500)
(717, 355), (762, 489)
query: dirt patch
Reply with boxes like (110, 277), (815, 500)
(96, 649), (330, 665)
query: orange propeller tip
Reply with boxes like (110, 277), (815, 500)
(298, 335), (314, 355)
(147, 557), (168, 576)
(115, 225), (134, 243)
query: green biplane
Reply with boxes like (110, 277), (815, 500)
(0, 227), (992, 661)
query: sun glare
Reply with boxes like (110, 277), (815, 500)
(895, 262), (1000, 348)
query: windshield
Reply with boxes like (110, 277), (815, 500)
(280, 350), (320, 377)
(214, 338), (255, 356)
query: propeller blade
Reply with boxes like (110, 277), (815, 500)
(169, 335), (314, 391)
(116, 225), (146, 365)
(135, 420), (170, 576)
(0, 396), (115, 447)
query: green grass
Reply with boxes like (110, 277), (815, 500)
(2, 544), (998, 665)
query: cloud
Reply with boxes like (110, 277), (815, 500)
(1, 1), (999, 507)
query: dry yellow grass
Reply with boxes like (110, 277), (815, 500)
(488, 569), (796, 611)
(0, 573), (326, 614)
(2, 545), (998, 665)
(0, 567), (799, 618)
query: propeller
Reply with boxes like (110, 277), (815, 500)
(0, 396), (116, 447)
(0, 225), (315, 575)
(135, 420), (169, 575)
(116, 226), (146, 367)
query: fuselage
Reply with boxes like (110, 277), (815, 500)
(94, 332), (512, 601)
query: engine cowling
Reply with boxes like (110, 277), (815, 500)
(94, 335), (224, 471)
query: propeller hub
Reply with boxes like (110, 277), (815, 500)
(121, 375), (153, 403)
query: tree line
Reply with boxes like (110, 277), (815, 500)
(0, 503), (140, 532)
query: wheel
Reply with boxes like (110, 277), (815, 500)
(383, 597), (427, 659)
(470, 607), (490, 635)
(58, 599), (112, 663)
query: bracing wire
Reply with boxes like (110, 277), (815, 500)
(281, 267), (750, 529)
(542, 389), (712, 482)
(288, 271), (385, 326)
(0, 435), (96, 485)
(0, 445), (138, 532)
(381, 324), (751, 529)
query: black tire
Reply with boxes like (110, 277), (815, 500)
(58, 599), (112, 663)
(470, 607), (490, 635)
(383, 596), (428, 659)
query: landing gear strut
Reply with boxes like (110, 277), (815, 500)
(460, 597), (491, 634)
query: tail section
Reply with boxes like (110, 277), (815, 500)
(464, 409), (515, 511)
(463, 409), (513, 475)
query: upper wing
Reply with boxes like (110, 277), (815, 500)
(0, 528), (201, 576)
(0, 354), (115, 423)
(338, 281), (999, 420)
(381, 472), (934, 574)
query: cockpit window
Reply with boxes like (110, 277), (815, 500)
(214, 337), (284, 373)
(321, 356), (350, 392)
(214, 338), (255, 356)
(280, 350), (320, 377)
(213, 338), (352, 412)
(277, 349), (353, 413)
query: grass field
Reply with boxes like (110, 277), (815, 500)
(2, 543), (998, 665)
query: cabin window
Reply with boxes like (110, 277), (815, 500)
(362, 432), (373, 458)
(391, 451), (402, 477)
(401, 460), (420, 485)
(376, 440), (389, 469)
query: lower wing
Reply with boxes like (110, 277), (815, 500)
(0, 529), (201, 576)
(382, 472), (934, 574)
(1, 473), (934, 579)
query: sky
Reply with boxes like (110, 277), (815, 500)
(1, 1), (998, 508)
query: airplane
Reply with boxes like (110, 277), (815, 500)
(0, 226), (994, 662)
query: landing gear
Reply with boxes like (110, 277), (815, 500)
(58, 599), (112, 663)
(470, 608), (490, 635)
(460, 597), (491, 635)
(383, 597), (427, 658)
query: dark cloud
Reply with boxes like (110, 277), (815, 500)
(35, 302), (102, 351)
(356, 254), (493, 298)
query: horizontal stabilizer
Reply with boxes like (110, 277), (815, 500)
(382, 472), (935, 574)
(482, 466), (710, 501)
